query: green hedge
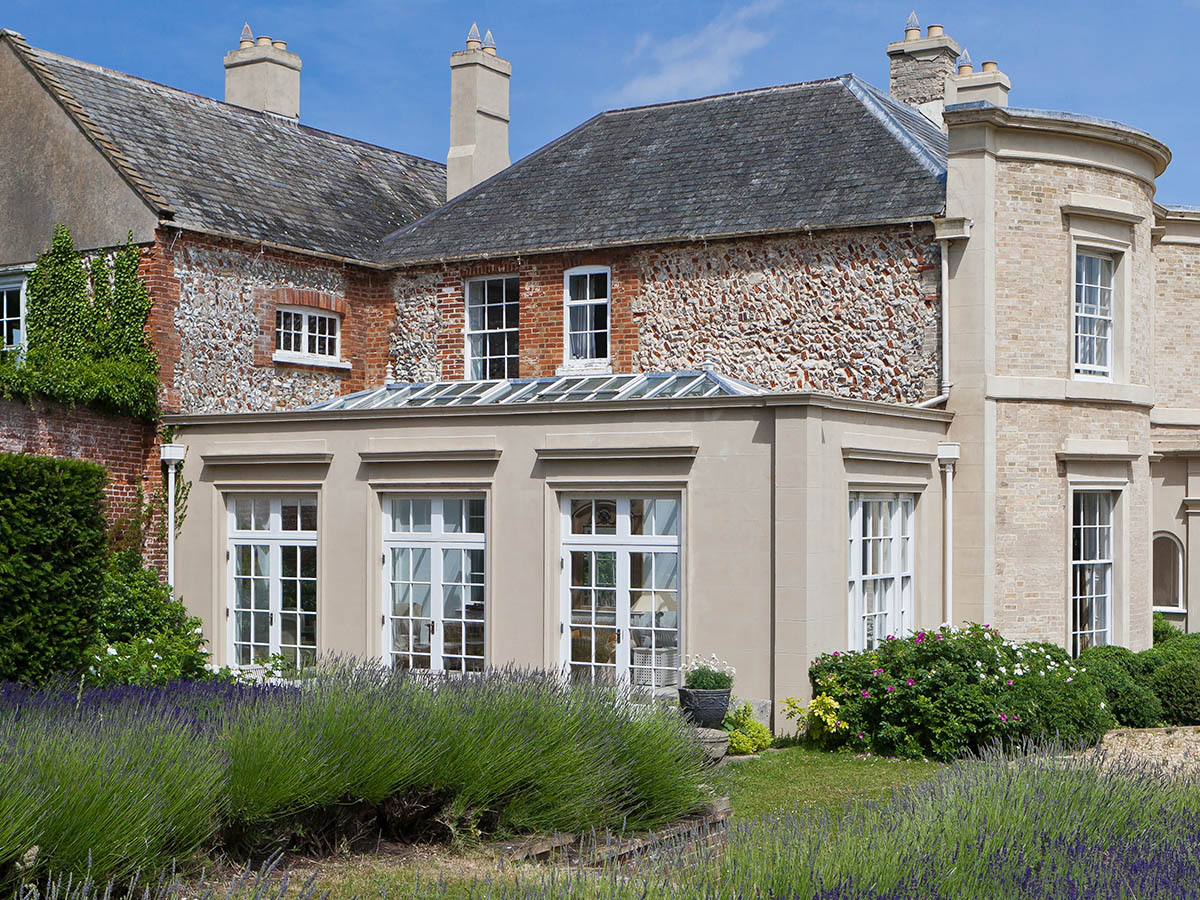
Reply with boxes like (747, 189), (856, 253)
(0, 453), (108, 682)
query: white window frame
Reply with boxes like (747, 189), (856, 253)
(1153, 531), (1185, 613)
(560, 265), (612, 375)
(1071, 490), (1114, 655)
(272, 306), (348, 368)
(465, 275), (520, 381)
(226, 494), (319, 668)
(559, 494), (682, 691)
(1072, 250), (1115, 381)
(0, 272), (28, 351)
(848, 493), (914, 651)
(381, 495), (487, 673)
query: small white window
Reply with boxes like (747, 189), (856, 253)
(1073, 252), (1114, 378)
(466, 276), (519, 380)
(1153, 532), (1184, 612)
(848, 493), (914, 651)
(227, 495), (319, 668)
(274, 307), (341, 364)
(563, 266), (610, 367)
(1071, 491), (1113, 655)
(383, 496), (487, 673)
(0, 274), (26, 351)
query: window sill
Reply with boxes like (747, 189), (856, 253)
(556, 360), (612, 377)
(1153, 606), (1186, 615)
(272, 351), (352, 371)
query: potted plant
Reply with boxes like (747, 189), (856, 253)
(678, 654), (735, 728)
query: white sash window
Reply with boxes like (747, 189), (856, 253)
(1071, 491), (1113, 655)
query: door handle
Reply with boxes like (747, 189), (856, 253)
(616, 629), (622, 644)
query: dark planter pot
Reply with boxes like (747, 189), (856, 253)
(678, 687), (732, 729)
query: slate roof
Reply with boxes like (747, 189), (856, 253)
(4, 31), (446, 262)
(378, 74), (948, 266)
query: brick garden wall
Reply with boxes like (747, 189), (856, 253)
(0, 397), (165, 570)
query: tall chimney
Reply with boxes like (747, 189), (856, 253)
(224, 23), (301, 119)
(446, 23), (511, 200)
(886, 12), (960, 120)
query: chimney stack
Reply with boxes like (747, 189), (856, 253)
(224, 23), (301, 120)
(886, 12), (960, 121)
(947, 56), (1011, 107)
(446, 23), (511, 201)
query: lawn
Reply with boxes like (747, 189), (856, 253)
(725, 745), (940, 820)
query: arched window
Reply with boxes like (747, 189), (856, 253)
(1153, 532), (1184, 611)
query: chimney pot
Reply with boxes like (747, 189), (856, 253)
(272, 40), (286, 50)
(957, 48), (972, 75)
(905, 10), (920, 40)
(466, 22), (482, 51)
(239, 23), (253, 49)
(981, 60), (998, 72)
(927, 24), (944, 37)
(482, 29), (496, 55)
(256, 35), (271, 46)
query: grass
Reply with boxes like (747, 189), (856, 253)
(725, 745), (940, 820)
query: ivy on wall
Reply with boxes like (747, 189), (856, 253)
(0, 224), (159, 419)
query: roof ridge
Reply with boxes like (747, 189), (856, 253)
(601, 76), (847, 116)
(26, 44), (445, 170)
(840, 74), (946, 179)
(2, 31), (174, 215)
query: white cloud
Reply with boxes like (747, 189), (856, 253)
(612, 0), (782, 105)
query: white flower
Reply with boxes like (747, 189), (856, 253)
(106, 646), (118, 656)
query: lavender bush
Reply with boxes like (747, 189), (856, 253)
(0, 664), (711, 886)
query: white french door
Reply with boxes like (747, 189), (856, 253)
(382, 496), (487, 672)
(559, 495), (681, 689)
(226, 494), (319, 668)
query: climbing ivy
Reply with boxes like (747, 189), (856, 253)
(0, 224), (159, 419)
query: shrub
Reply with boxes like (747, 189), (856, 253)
(1077, 646), (1162, 728)
(1153, 611), (1182, 645)
(723, 701), (772, 755)
(0, 453), (107, 682)
(683, 653), (735, 690)
(805, 625), (1113, 760)
(1151, 659), (1200, 725)
(86, 552), (210, 685)
(0, 665), (712, 883)
(0, 226), (158, 420)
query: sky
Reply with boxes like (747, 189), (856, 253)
(5, 0), (1200, 201)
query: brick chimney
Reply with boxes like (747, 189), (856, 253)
(224, 24), (301, 120)
(446, 23), (511, 201)
(887, 12), (960, 116)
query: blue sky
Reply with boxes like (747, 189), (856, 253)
(6, 1), (1200, 201)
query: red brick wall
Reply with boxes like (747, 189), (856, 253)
(0, 397), (165, 570)
(419, 250), (642, 380)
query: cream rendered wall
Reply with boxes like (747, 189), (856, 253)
(171, 396), (950, 724)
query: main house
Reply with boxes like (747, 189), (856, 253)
(1, 16), (1196, 724)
